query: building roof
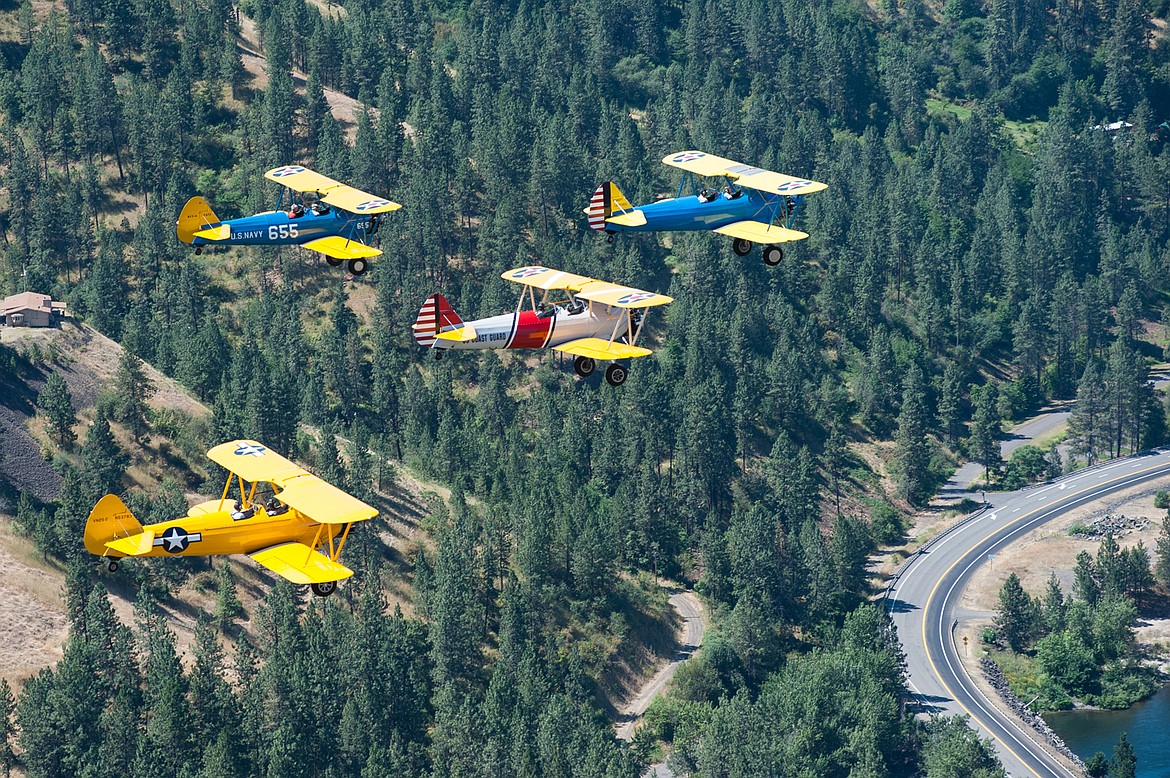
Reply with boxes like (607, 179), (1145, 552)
(1, 292), (66, 316)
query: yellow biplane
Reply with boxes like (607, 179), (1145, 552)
(84, 440), (376, 596)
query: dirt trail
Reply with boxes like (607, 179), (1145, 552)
(615, 590), (705, 742)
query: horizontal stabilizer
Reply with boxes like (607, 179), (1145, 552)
(193, 225), (230, 241)
(302, 236), (382, 260)
(250, 543), (354, 585)
(106, 530), (156, 557)
(714, 221), (809, 244)
(436, 323), (478, 342)
(554, 338), (652, 361)
(606, 210), (647, 227)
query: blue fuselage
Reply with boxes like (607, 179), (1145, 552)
(190, 209), (376, 248)
(609, 189), (791, 233)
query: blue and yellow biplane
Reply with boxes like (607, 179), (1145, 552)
(586, 151), (827, 266)
(177, 165), (402, 275)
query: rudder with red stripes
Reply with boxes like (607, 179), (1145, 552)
(586, 182), (634, 231)
(412, 293), (464, 347)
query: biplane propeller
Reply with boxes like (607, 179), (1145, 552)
(83, 440), (376, 597)
(586, 151), (827, 266)
(176, 165), (402, 276)
(412, 266), (672, 387)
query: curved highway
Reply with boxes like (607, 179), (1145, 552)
(890, 449), (1170, 777)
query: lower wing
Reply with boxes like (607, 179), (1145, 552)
(249, 542), (354, 585)
(714, 221), (808, 244)
(554, 337), (652, 360)
(301, 236), (383, 260)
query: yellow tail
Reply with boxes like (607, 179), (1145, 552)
(176, 196), (221, 244)
(84, 494), (143, 556)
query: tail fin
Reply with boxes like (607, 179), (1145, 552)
(176, 196), (221, 244)
(84, 494), (143, 556)
(412, 294), (464, 348)
(585, 182), (633, 231)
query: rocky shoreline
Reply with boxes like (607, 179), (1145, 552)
(980, 657), (1087, 772)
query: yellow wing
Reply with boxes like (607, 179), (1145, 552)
(206, 440), (307, 484)
(501, 266), (595, 291)
(575, 282), (673, 309)
(714, 221), (809, 244)
(662, 151), (827, 196)
(276, 478), (378, 525)
(301, 236), (382, 260)
(249, 542), (354, 584)
(320, 186), (403, 215)
(264, 166), (345, 193)
(554, 338), (653, 360)
(265, 165), (402, 214)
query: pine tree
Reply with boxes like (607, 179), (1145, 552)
(894, 364), (931, 505)
(996, 573), (1036, 652)
(0, 678), (13, 778)
(38, 372), (76, 446)
(80, 409), (128, 500)
(114, 350), (156, 444)
(1155, 514), (1170, 587)
(215, 561), (244, 633)
(969, 383), (1002, 487)
(1110, 732), (1136, 778)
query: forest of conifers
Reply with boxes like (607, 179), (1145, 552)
(0, 0), (1168, 775)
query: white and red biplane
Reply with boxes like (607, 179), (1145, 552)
(412, 266), (672, 386)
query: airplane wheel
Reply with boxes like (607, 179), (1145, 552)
(194, 247), (203, 256)
(325, 256), (344, 267)
(311, 581), (337, 597)
(347, 258), (369, 275)
(574, 356), (596, 377)
(605, 363), (627, 387)
(732, 238), (752, 256)
(107, 560), (119, 573)
(762, 245), (783, 266)
(434, 349), (443, 361)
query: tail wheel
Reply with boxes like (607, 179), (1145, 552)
(347, 258), (369, 275)
(605, 363), (628, 386)
(106, 560), (119, 572)
(762, 245), (783, 266)
(325, 256), (344, 267)
(311, 581), (337, 597)
(574, 356), (597, 377)
(732, 238), (752, 256)
(194, 247), (203, 256)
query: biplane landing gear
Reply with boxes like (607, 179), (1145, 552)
(574, 356), (597, 377)
(106, 560), (119, 573)
(762, 245), (783, 266)
(326, 256), (344, 267)
(433, 349), (443, 361)
(605, 363), (628, 386)
(732, 238), (752, 256)
(311, 581), (337, 597)
(194, 247), (203, 256)
(347, 258), (369, 275)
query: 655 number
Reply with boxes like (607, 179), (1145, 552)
(269, 224), (299, 240)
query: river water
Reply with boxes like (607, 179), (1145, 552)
(1043, 685), (1170, 775)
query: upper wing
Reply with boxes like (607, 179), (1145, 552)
(206, 440), (307, 483)
(320, 186), (403, 215)
(275, 478), (378, 524)
(265, 165), (345, 193)
(501, 266), (596, 291)
(249, 542), (354, 584)
(662, 151), (828, 196)
(574, 282), (673, 308)
(301, 236), (383, 260)
(554, 338), (653, 360)
(714, 221), (809, 244)
(501, 267), (672, 307)
(264, 165), (402, 214)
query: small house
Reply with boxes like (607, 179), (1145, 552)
(0, 292), (68, 327)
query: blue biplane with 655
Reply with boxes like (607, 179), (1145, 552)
(586, 151), (827, 266)
(177, 165), (401, 276)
